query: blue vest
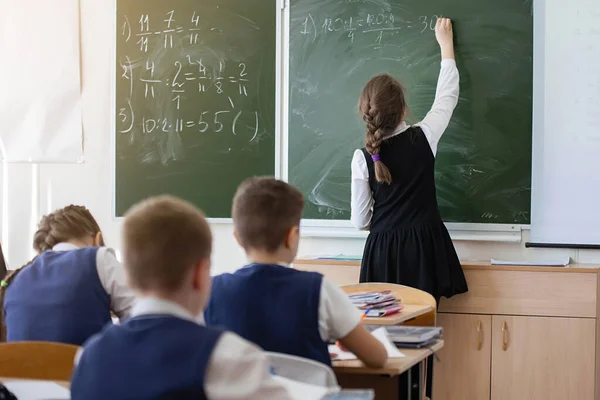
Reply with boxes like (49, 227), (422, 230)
(4, 247), (111, 346)
(71, 316), (223, 400)
(205, 264), (330, 366)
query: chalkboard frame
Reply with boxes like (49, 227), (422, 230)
(280, 2), (531, 242)
(110, 0), (285, 221)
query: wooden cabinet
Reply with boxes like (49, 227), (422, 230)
(435, 314), (596, 400)
(491, 316), (595, 400)
(292, 259), (600, 399)
(435, 264), (600, 400)
(433, 314), (491, 400)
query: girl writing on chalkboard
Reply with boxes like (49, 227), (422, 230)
(351, 18), (468, 300)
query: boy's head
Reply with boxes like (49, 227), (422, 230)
(123, 195), (212, 315)
(232, 177), (304, 263)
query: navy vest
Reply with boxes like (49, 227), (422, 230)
(361, 127), (441, 233)
(71, 316), (223, 400)
(4, 247), (111, 345)
(204, 264), (330, 366)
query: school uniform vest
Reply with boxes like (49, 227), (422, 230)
(4, 247), (111, 345)
(359, 127), (468, 299)
(71, 316), (223, 400)
(362, 127), (441, 233)
(204, 264), (330, 366)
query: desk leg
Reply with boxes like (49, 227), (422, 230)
(419, 360), (425, 400)
(407, 368), (412, 400)
(408, 362), (426, 400)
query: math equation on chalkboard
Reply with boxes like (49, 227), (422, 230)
(115, 2), (274, 165)
(114, 0), (276, 218)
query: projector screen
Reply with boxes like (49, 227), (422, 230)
(530, 0), (600, 246)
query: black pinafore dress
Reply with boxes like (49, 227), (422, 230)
(359, 127), (468, 299)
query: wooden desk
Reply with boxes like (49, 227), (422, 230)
(295, 261), (437, 326)
(359, 304), (434, 326)
(333, 341), (443, 400)
(334, 340), (443, 375)
(295, 258), (600, 399)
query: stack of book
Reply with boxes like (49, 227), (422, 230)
(348, 290), (404, 318)
(364, 326), (443, 348)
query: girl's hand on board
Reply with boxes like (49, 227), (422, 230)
(435, 17), (455, 60)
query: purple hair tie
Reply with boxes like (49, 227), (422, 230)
(371, 154), (381, 162)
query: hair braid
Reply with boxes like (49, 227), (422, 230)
(33, 205), (103, 254)
(358, 73), (407, 185)
(362, 103), (392, 184)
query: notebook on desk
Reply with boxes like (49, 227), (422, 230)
(366, 326), (442, 344)
(322, 390), (374, 399)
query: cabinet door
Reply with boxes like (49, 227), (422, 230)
(433, 314), (492, 400)
(491, 316), (595, 400)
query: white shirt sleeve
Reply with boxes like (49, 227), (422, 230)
(205, 333), (293, 400)
(318, 277), (363, 341)
(96, 247), (136, 319)
(350, 149), (373, 231)
(415, 58), (460, 156)
(74, 347), (84, 365)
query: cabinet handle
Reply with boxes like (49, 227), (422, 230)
(476, 320), (483, 350)
(501, 321), (509, 351)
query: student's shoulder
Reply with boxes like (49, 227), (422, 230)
(84, 318), (223, 347)
(210, 330), (263, 360)
(72, 246), (103, 256)
(89, 246), (119, 263)
(320, 276), (354, 305)
(78, 323), (120, 358)
(210, 271), (238, 288)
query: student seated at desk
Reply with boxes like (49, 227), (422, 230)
(204, 177), (388, 368)
(71, 195), (294, 400)
(0, 205), (134, 345)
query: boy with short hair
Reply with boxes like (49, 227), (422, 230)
(205, 178), (388, 368)
(71, 195), (293, 400)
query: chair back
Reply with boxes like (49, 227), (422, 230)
(266, 352), (339, 389)
(0, 341), (79, 381)
(342, 282), (437, 326)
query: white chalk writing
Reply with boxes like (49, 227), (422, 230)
(299, 12), (440, 44)
(117, 10), (261, 142)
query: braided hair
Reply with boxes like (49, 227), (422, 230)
(33, 205), (103, 253)
(358, 73), (407, 184)
(0, 205), (103, 341)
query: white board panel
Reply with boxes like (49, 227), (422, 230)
(0, 0), (83, 162)
(531, 0), (600, 245)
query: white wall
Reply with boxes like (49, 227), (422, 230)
(1, 0), (599, 272)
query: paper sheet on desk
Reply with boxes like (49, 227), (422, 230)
(3, 381), (70, 400)
(272, 376), (337, 399)
(329, 327), (405, 360)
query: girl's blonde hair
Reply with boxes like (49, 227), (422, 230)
(358, 73), (407, 185)
(0, 205), (103, 341)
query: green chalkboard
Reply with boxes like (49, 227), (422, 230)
(115, 0), (276, 217)
(289, 0), (533, 223)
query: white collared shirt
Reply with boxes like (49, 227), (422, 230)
(52, 242), (135, 318)
(128, 297), (294, 400)
(350, 58), (460, 230)
(252, 263), (362, 342)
